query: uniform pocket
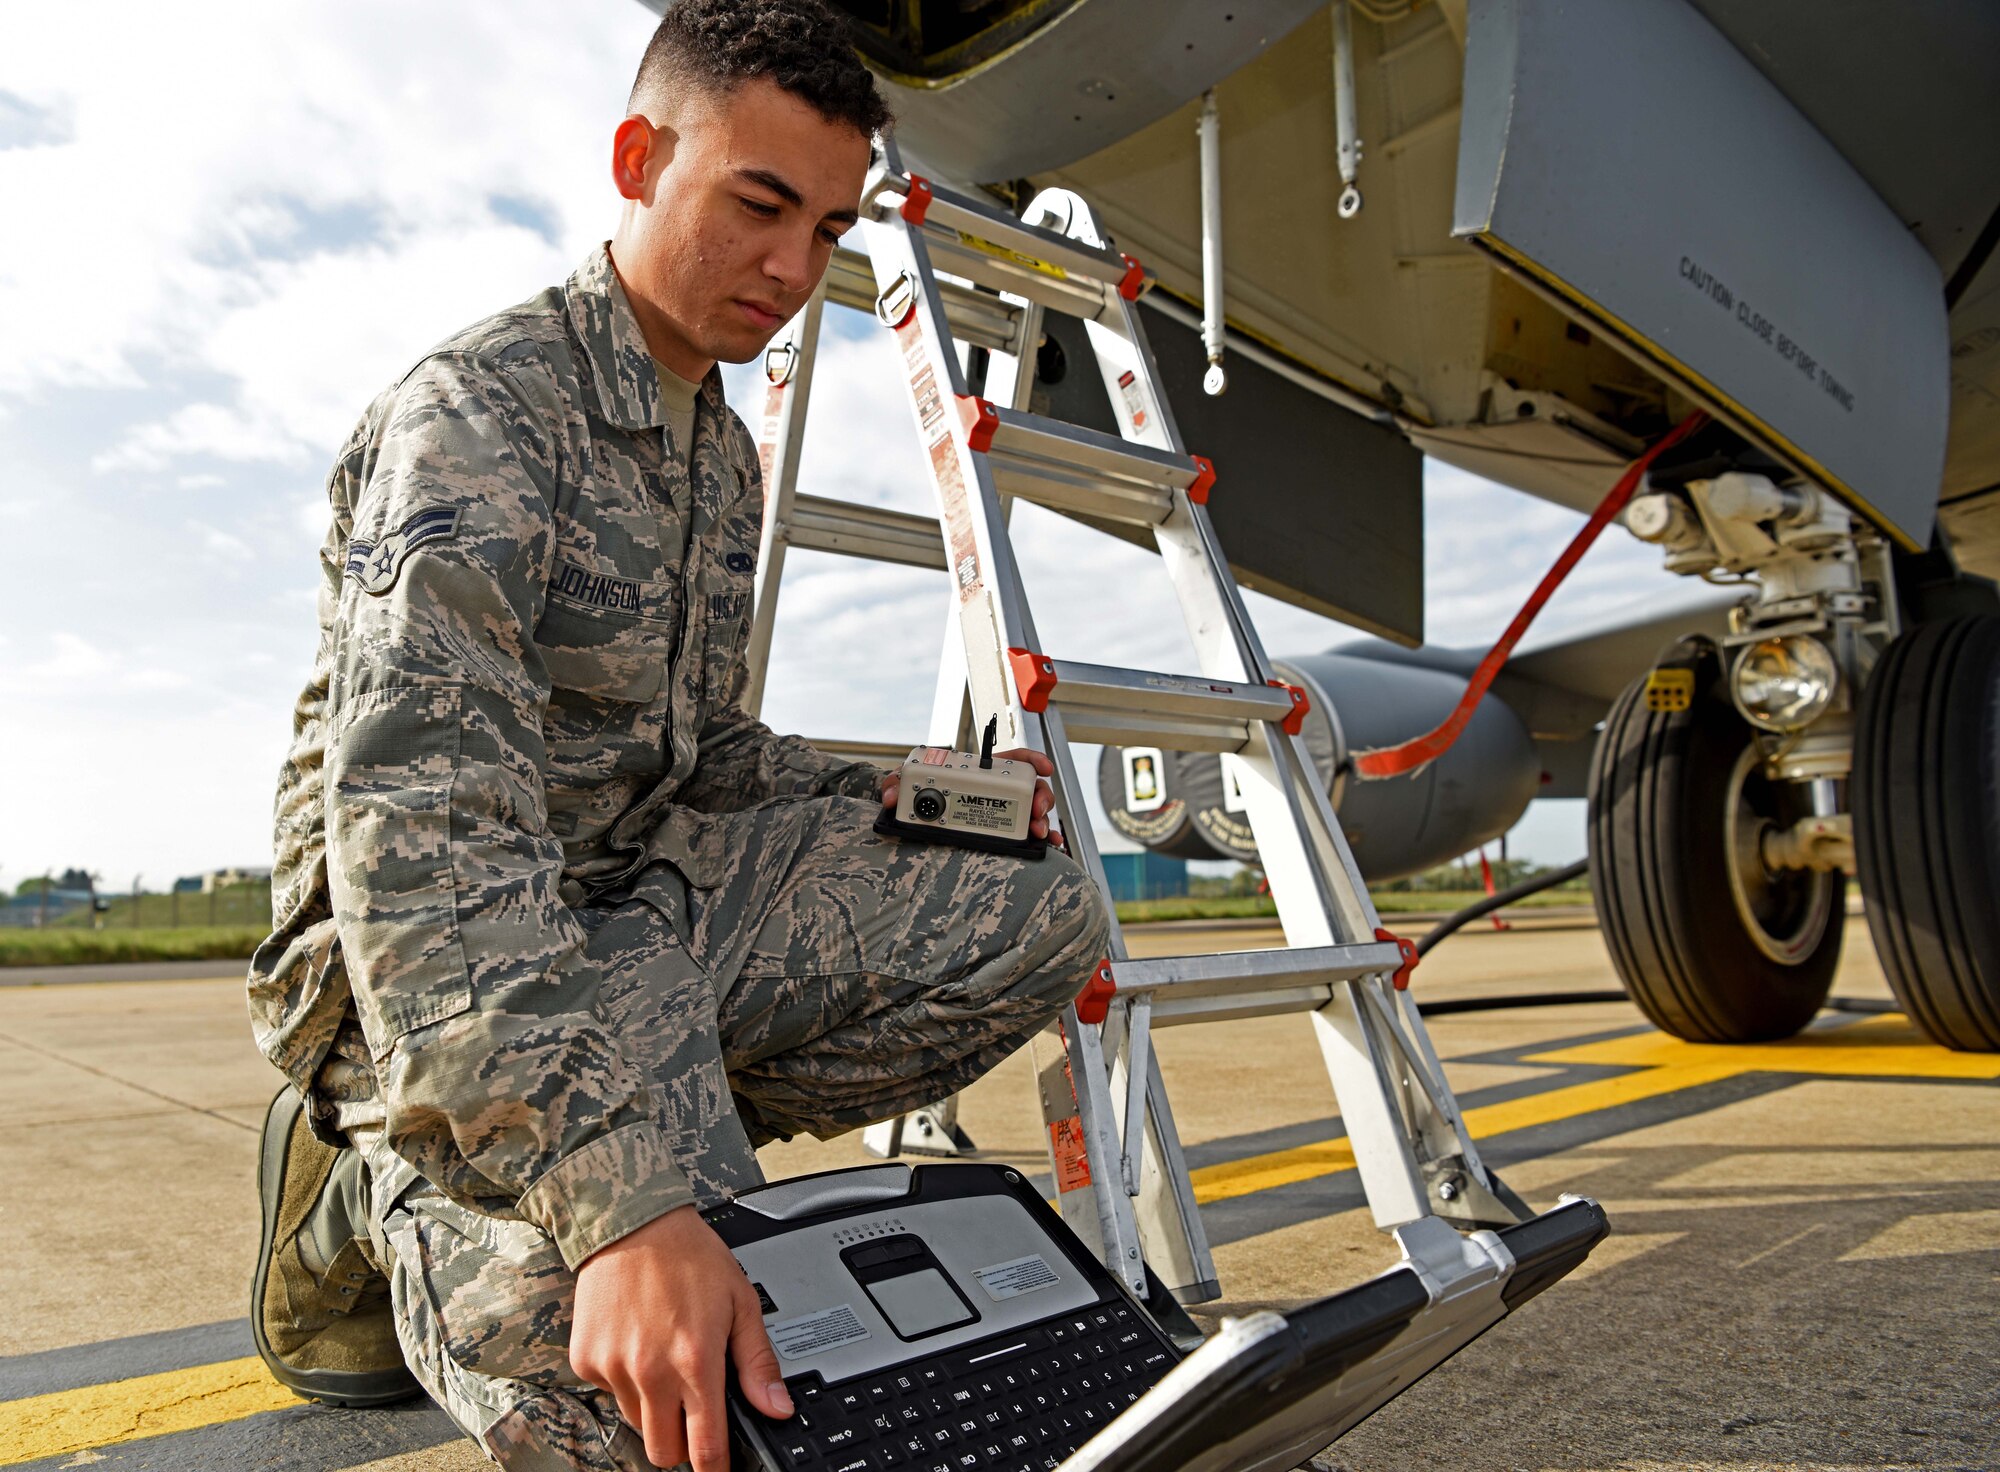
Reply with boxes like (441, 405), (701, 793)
(536, 599), (672, 704)
(326, 684), (474, 1049)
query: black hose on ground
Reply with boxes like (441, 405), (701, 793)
(1405, 858), (1898, 1020)
(1413, 857), (1589, 958)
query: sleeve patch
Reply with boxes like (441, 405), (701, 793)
(346, 507), (461, 595)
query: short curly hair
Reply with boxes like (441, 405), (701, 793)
(630, 0), (892, 139)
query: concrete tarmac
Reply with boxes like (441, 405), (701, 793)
(2, 916), (1995, 1470)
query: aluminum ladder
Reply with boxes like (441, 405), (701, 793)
(745, 144), (1528, 1310)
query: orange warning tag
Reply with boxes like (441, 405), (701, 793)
(1049, 1117), (1092, 1192)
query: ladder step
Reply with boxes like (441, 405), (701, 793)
(828, 247), (1024, 353)
(788, 494), (946, 570)
(1008, 652), (1309, 753)
(1113, 943), (1409, 1004)
(966, 402), (1211, 528)
(804, 737), (920, 764)
(875, 173), (1146, 321)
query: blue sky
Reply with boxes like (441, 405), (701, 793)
(0, 0), (1690, 891)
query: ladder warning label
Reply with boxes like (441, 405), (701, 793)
(955, 231), (1069, 282)
(899, 309), (983, 604)
(975, 1254), (1060, 1302)
(1049, 1116), (1092, 1192)
(770, 1304), (872, 1361)
(1117, 370), (1148, 432)
(928, 434), (982, 602)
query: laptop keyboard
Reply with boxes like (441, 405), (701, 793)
(748, 1300), (1178, 1472)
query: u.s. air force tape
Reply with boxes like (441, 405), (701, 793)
(345, 507), (461, 595)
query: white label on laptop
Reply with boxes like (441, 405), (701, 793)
(769, 1304), (871, 1360)
(974, 1254), (1060, 1302)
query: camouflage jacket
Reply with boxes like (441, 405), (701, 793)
(249, 246), (883, 1269)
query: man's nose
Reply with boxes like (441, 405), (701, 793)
(763, 230), (816, 295)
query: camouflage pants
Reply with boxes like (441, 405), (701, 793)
(365, 794), (1107, 1470)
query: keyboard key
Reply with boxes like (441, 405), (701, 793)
(868, 1381), (895, 1404)
(928, 1426), (957, 1449)
(879, 1441), (905, 1467)
(821, 1426), (868, 1453)
(898, 1403), (926, 1427)
(953, 1452), (979, 1471)
(838, 1389), (869, 1415)
(773, 1438), (814, 1470)
(978, 1408), (1006, 1430)
(828, 1455), (874, 1472)
(868, 1410), (898, 1436)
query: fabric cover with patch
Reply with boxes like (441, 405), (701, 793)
(345, 507), (461, 595)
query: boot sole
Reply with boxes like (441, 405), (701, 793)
(252, 1086), (422, 1408)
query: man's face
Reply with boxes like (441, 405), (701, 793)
(615, 77), (871, 376)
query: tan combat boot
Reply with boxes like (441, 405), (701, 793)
(252, 1086), (419, 1406)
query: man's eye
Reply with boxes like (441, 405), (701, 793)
(818, 227), (845, 246)
(742, 198), (780, 218)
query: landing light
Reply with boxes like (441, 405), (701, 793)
(1732, 635), (1838, 732)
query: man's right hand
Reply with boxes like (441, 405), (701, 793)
(570, 1204), (792, 1472)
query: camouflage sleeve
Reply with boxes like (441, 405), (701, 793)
(684, 678), (889, 810)
(676, 406), (888, 811)
(325, 351), (691, 1269)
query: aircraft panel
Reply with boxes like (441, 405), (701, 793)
(1453, 0), (1949, 549)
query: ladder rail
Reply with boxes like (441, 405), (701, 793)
(744, 276), (828, 718)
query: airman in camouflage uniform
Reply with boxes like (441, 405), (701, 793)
(247, 8), (1107, 1465)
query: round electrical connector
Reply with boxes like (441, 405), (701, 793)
(1731, 636), (1838, 732)
(911, 787), (946, 822)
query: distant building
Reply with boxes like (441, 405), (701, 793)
(202, 867), (273, 893)
(1099, 852), (1188, 904)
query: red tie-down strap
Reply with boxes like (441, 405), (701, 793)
(1353, 409), (1710, 780)
(1075, 959), (1117, 1023)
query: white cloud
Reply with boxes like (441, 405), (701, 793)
(193, 521), (254, 562)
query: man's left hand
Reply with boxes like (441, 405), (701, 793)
(880, 748), (1062, 844)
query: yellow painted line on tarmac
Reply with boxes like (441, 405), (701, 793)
(1525, 1014), (2000, 1079)
(1189, 1060), (1744, 1204)
(0, 1355), (297, 1467)
(1188, 1013), (1997, 1206)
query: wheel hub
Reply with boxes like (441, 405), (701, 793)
(1724, 746), (1838, 966)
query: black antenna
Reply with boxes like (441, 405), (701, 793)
(979, 714), (998, 769)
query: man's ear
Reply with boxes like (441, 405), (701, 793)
(612, 116), (671, 203)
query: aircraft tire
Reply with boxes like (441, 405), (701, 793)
(1588, 639), (1842, 1042)
(1853, 615), (2000, 1052)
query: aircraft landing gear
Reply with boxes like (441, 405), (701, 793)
(1853, 616), (2000, 1051)
(1589, 640), (1845, 1042)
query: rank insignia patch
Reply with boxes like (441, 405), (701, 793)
(725, 551), (755, 574)
(345, 507), (460, 595)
